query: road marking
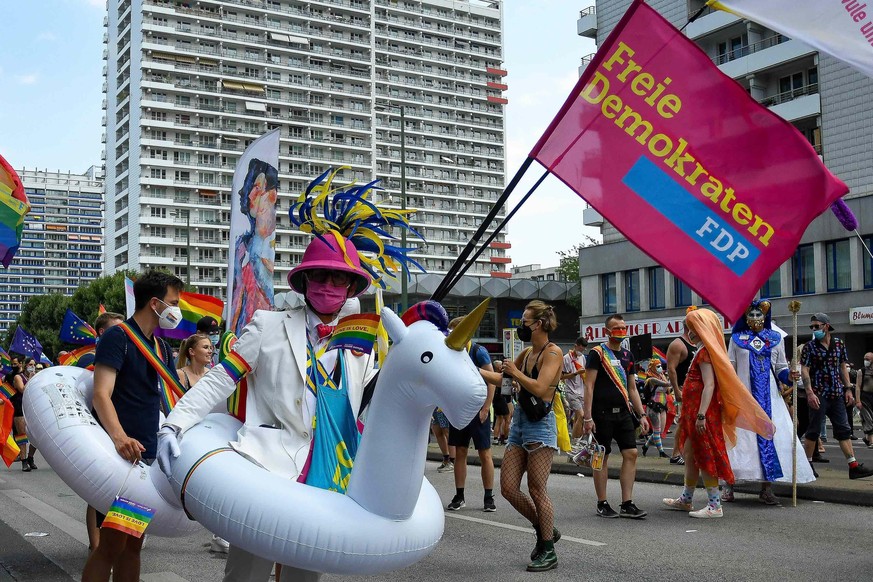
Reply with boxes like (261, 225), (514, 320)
(445, 513), (606, 547)
(141, 573), (191, 582)
(0, 489), (89, 546)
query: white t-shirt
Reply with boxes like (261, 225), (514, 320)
(562, 350), (586, 396)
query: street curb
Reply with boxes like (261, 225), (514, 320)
(426, 450), (873, 507)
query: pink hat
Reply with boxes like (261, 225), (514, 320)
(288, 231), (371, 297)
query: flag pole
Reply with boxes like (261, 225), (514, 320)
(788, 299), (802, 507)
(432, 156), (535, 302)
(434, 169), (550, 301)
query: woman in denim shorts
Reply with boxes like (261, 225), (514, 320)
(485, 300), (562, 572)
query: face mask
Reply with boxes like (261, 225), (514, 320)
(656, 366), (663, 373)
(516, 322), (533, 343)
(865, 360), (872, 367)
(812, 330), (825, 341)
(26, 366), (35, 374)
(306, 280), (349, 315)
(609, 329), (628, 341)
(154, 299), (183, 330)
(209, 333), (220, 345)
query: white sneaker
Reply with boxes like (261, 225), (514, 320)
(662, 498), (692, 511)
(210, 535), (230, 553)
(689, 506), (723, 519)
(437, 461), (454, 473)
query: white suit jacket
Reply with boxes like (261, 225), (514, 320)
(165, 304), (374, 480)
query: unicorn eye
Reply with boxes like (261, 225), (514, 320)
(420, 351), (433, 363)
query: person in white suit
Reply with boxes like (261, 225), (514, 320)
(157, 230), (376, 582)
(722, 300), (814, 505)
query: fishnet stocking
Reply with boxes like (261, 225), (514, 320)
(500, 445), (555, 540)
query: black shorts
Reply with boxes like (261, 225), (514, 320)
(592, 408), (637, 455)
(448, 415), (492, 450)
(492, 395), (510, 416)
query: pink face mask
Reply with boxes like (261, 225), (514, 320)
(306, 279), (349, 315)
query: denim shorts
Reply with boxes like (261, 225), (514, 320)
(805, 395), (852, 442)
(431, 408), (449, 429)
(507, 407), (557, 452)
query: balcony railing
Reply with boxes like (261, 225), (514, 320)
(713, 34), (788, 65)
(759, 83), (819, 107)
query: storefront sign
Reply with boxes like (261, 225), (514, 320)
(582, 314), (732, 342)
(849, 306), (873, 325)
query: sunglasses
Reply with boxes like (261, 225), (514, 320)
(306, 269), (353, 286)
(809, 324), (825, 330)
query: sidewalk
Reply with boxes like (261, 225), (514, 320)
(426, 442), (873, 507)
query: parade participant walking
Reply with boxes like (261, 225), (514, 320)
(856, 353), (873, 448)
(641, 358), (670, 458)
(722, 301), (814, 505)
(497, 301), (562, 572)
(562, 337), (588, 437)
(445, 317), (496, 512)
(663, 308), (774, 518)
(11, 357), (37, 471)
(666, 325), (697, 465)
(582, 314), (650, 519)
(157, 175), (414, 582)
(801, 313), (873, 479)
(82, 271), (185, 582)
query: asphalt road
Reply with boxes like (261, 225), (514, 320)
(2, 454), (872, 582)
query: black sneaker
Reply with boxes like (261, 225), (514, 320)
(619, 501), (647, 519)
(670, 455), (685, 465)
(483, 497), (496, 512)
(849, 463), (873, 480)
(811, 453), (829, 463)
(596, 501), (619, 518)
(446, 495), (465, 510)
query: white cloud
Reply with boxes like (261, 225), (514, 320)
(37, 32), (57, 42)
(16, 74), (38, 85)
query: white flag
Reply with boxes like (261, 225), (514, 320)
(225, 129), (280, 336)
(709, 0), (873, 79)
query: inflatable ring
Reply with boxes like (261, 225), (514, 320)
(164, 305), (488, 574)
(22, 366), (200, 537)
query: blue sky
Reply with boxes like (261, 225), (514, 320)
(0, 0), (598, 267)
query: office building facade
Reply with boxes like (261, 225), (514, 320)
(576, 1), (873, 359)
(102, 0), (510, 299)
(1, 168), (104, 336)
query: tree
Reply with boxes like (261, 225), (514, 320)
(69, 270), (137, 324)
(3, 293), (70, 361)
(556, 236), (600, 312)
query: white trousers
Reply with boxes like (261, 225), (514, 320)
(223, 545), (321, 582)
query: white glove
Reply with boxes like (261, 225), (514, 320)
(156, 425), (181, 478)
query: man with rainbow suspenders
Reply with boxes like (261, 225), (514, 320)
(157, 171), (419, 582)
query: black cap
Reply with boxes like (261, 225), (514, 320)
(196, 316), (221, 334)
(810, 313), (835, 332)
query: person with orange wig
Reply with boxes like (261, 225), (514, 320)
(662, 308), (775, 518)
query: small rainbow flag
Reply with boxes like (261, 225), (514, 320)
(101, 497), (155, 538)
(98, 304), (107, 315)
(327, 313), (380, 354)
(14, 433), (28, 447)
(59, 344), (97, 369)
(0, 346), (12, 373)
(154, 292), (224, 341)
(653, 347), (667, 364)
(1, 434), (19, 467)
(0, 380), (14, 400)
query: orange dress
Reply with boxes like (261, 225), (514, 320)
(677, 348), (735, 484)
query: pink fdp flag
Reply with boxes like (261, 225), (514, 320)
(530, 0), (848, 323)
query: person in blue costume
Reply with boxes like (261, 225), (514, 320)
(721, 300), (815, 505)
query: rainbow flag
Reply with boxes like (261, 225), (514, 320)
(653, 347), (667, 364)
(0, 153), (29, 268)
(14, 433), (28, 447)
(59, 344), (97, 370)
(0, 380), (14, 400)
(327, 313), (380, 354)
(1, 393), (13, 444)
(154, 292), (224, 341)
(101, 496), (155, 538)
(98, 304), (107, 315)
(60, 308), (97, 345)
(1, 434), (19, 467)
(0, 346), (11, 373)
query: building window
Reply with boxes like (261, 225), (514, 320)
(624, 269), (640, 312)
(826, 239), (851, 292)
(648, 267), (665, 309)
(760, 269), (781, 298)
(601, 273), (616, 314)
(864, 236), (873, 289)
(792, 243), (815, 295)
(674, 278), (692, 307)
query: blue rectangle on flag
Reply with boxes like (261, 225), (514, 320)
(621, 156), (759, 276)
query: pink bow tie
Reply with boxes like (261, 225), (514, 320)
(316, 324), (335, 340)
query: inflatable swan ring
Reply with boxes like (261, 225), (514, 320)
(164, 303), (488, 574)
(22, 366), (199, 537)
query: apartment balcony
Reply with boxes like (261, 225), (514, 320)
(717, 36), (817, 79)
(583, 206), (603, 227)
(577, 6), (597, 39)
(760, 83), (821, 122)
(685, 7), (740, 40)
(579, 53), (595, 76)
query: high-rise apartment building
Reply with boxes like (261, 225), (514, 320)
(575, 1), (873, 357)
(103, 0), (510, 298)
(0, 167), (104, 336)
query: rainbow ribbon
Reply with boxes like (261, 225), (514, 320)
(117, 323), (186, 413)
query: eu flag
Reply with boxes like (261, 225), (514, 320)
(59, 309), (97, 346)
(10, 326), (42, 359)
